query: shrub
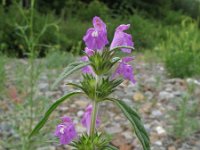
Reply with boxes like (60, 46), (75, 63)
(0, 5), (62, 57)
(158, 18), (200, 78)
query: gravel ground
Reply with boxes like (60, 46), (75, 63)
(1, 57), (200, 150)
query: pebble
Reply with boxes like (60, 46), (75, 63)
(133, 92), (145, 102)
(155, 126), (166, 135)
(105, 124), (123, 134)
(77, 110), (84, 117)
(122, 131), (133, 140)
(152, 110), (162, 117)
(38, 83), (49, 91)
(154, 140), (162, 146)
(158, 91), (174, 101)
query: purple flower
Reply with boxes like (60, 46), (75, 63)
(54, 116), (77, 145)
(81, 105), (100, 134)
(83, 16), (108, 50)
(84, 47), (95, 57)
(113, 57), (136, 83)
(110, 24), (134, 53)
(80, 56), (94, 75)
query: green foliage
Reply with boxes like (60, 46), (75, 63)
(74, 74), (122, 101)
(158, 18), (200, 78)
(0, 4), (59, 57)
(77, 0), (110, 21)
(89, 49), (116, 75)
(45, 50), (74, 69)
(108, 98), (150, 150)
(170, 90), (200, 139)
(70, 133), (117, 150)
(29, 91), (81, 137)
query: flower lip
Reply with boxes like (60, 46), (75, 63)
(110, 24), (134, 53)
(116, 24), (130, 31)
(93, 16), (106, 32)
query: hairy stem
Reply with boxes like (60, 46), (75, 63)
(89, 101), (98, 137)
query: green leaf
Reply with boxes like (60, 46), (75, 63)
(29, 91), (81, 138)
(107, 98), (150, 150)
(52, 61), (90, 88)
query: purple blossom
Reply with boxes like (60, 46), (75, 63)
(113, 57), (136, 83)
(84, 47), (95, 57)
(110, 24), (134, 53)
(83, 16), (108, 50)
(80, 56), (94, 75)
(81, 105), (100, 134)
(54, 116), (77, 145)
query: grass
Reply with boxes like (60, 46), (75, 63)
(169, 83), (200, 139)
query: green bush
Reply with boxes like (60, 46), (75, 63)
(158, 18), (200, 78)
(0, 5), (63, 57)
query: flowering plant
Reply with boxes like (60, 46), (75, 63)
(29, 16), (150, 150)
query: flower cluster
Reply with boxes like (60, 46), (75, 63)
(81, 16), (135, 82)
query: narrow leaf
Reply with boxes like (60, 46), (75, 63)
(29, 91), (81, 138)
(107, 98), (150, 150)
(52, 61), (90, 88)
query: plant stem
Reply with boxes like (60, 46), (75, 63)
(29, 0), (35, 132)
(89, 101), (98, 137)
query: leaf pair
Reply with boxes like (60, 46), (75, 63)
(68, 74), (123, 101)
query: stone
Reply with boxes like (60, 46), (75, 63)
(74, 100), (88, 108)
(151, 110), (162, 117)
(158, 91), (174, 101)
(154, 140), (162, 146)
(77, 110), (84, 117)
(105, 124), (123, 134)
(155, 126), (166, 135)
(133, 92), (145, 102)
(144, 91), (154, 100)
(38, 83), (49, 91)
(186, 78), (200, 86)
(140, 103), (152, 113)
(168, 146), (176, 150)
(122, 131), (132, 140)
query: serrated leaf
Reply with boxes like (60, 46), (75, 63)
(29, 91), (81, 138)
(52, 61), (90, 88)
(107, 98), (150, 150)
